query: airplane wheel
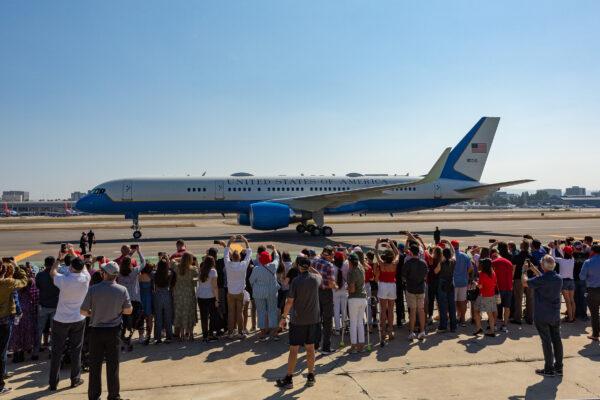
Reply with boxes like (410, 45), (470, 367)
(306, 224), (317, 233)
(311, 227), (321, 236)
(322, 226), (333, 236)
(296, 224), (307, 234)
(133, 230), (142, 239)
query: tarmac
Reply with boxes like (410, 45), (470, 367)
(3, 212), (600, 399)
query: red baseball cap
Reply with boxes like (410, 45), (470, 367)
(334, 251), (345, 261)
(450, 240), (460, 248)
(563, 246), (574, 256)
(258, 251), (272, 265)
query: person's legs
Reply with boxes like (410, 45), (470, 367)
(356, 299), (366, 344)
(34, 307), (55, 356)
(286, 346), (299, 376)
(250, 299), (257, 331)
(0, 323), (11, 391)
(427, 282), (436, 319)
(234, 294), (244, 334)
(320, 290), (333, 351)
(348, 298), (360, 345)
(164, 294), (174, 339)
(306, 344), (316, 373)
(562, 291), (572, 321)
(525, 287), (535, 324)
(587, 288), (600, 338)
(333, 290), (342, 331)
(226, 292), (236, 334)
(417, 299), (426, 333)
(87, 329), (104, 400)
(198, 298), (210, 339)
(568, 290), (576, 321)
(447, 289), (457, 331)
(512, 279), (524, 322)
(437, 286), (449, 330)
(208, 298), (218, 336)
(386, 299), (395, 334)
(153, 293), (163, 341)
(535, 322), (554, 372)
(254, 298), (267, 331)
(68, 320), (86, 384)
(340, 291), (348, 330)
(575, 280), (588, 320)
(549, 323), (563, 371)
(379, 299), (388, 336)
(105, 327), (121, 400)
(49, 320), (68, 388)
(267, 294), (279, 333)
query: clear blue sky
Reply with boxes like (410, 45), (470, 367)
(1, 1), (599, 199)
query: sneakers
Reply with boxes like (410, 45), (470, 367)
(408, 332), (417, 341)
(417, 332), (426, 341)
(0, 387), (13, 396)
(306, 373), (316, 387)
(535, 369), (555, 377)
(500, 326), (508, 333)
(472, 328), (483, 336)
(319, 348), (335, 355)
(71, 378), (85, 388)
(276, 375), (293, 389)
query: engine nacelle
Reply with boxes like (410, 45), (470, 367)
(237, 213), (251, 226)
(249, 202), (293, 230)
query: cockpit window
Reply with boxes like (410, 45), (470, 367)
(91, 188), (106, 195)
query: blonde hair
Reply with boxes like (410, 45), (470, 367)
(541, 255), (556, 271)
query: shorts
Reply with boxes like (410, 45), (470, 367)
(405, 292), (425, 310)
(562, 279), (575, 291)
(499, 290), (512, 308)
(289, 323), (319, 346)
(475, 296), (497, 313)
(454, 286), (468, 302)
(377, 282), (397, 300)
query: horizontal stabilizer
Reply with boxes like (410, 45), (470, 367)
(456, 179), (534, 198)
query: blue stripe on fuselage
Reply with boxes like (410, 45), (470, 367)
(76, 194), (465, 216)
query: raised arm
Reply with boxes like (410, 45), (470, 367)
(374, 238), (384, 265)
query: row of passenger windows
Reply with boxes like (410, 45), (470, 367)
(187, 186), (416, 193)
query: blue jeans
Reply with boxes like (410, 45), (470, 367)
(0, 322), (13, 389)
(34, 306), (56, 355)
(575, 280), (588, 320)
(153, 288), (173, 340)
(437, 279), (457, 330)
(254, 295), (279, 329)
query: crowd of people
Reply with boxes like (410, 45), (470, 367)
(0, 231), (599, 396)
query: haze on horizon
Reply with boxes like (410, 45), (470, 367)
(1, 1), (599, 200)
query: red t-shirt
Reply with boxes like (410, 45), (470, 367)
(479, 270), (497, 297)
(364, 263), (374, 282)
(113, 255), (138, 267)
(492, 257), (513, 291)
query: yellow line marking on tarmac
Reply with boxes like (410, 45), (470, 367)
(14, 250), (41, 262)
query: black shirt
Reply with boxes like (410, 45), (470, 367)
(573, 252), (588, 281)
(286, 267), (300, 286)
(512, 251), (533, 280)
(35, 270), (60, 308)
(438, 260), (455, 281)
(215, 258), (226, 288)
(402, 258), (428, 294)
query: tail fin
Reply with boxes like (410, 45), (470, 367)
(440, 117), (499, 182)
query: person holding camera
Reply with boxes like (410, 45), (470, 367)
(224, 235), (252, 339)
(312, 246), (336, 354)
(48, 253), (90, 391)
(0, 259), (29, 396)
(523, 255), (563, 377)
(402, 243), (428, 341)
(374, 238), (399, 344)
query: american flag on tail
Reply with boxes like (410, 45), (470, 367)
(471, 143), (487, 153)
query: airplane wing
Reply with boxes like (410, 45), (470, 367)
(277, 147), (451, 212)
(455, 179), (534, 198)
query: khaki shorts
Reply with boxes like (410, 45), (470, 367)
(454, 286), (468, 302)
(405, 292), (425, 310)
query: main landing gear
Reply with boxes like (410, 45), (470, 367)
(296, 223), (334, 237)
(130, 217), (142, 239)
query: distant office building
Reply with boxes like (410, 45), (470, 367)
(592, 191), (600, 197)
(537, 189), (562, 198)
(2, 191), (29, 202)
(70, 191), (86, 201)
(564, 186), (586, 196)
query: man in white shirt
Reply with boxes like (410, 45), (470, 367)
(224, 235), (252, 338)
(48, 255), (91, 391)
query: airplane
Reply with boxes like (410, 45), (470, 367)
(1, 202), (19, 217)
(44, 202), (84, 217)
(76, 117), (533, 239)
